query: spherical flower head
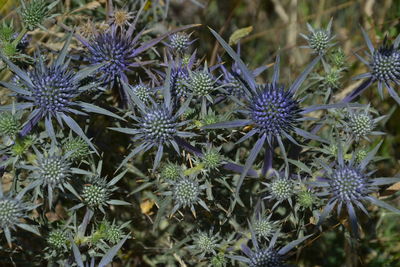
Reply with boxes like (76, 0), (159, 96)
(202, 114), (219, 126)
(173, 178), (200, 207)
(47, 229), (68, 250)
(371, 43), (400, 82)
(63, 137), (90, 161)
(21, 0), (48, 30)
(172, 70), (190, 98)
(132, 84), (151, 103)
(226, 76), (245, 97)
(348, 111), (374, 138)
(161, 163), (181, 180)
(250, 249), (282, 267)
(329, 47), (346, 68)
(29, 66), (78, 113)
(0, 198), (24, 228)
(297, 190), (316, 209)
(329, 166), (368, 201)
(82, 180), (109, 208)
(323, 69), (341, 89)
(203, 149), (222, 169)
(253, 219), (275, 240)
(110, 9), (134, 27)
(86, 31), (131, 83)
(0, 112), (20, 136)
(356, 149), (368, 163)
(270, 178), (294, 201)
(38, 156), (70, 187)
(211, 253), (226, 267)
(170, 32), (190, 53)
(250, 84), (301, 135)
(190, 71), (215, 96)
(309, 30), (330, 54)
(105, 225), (123, 244)
(194, 232), (218, 254)
(141, 107), (178, 144)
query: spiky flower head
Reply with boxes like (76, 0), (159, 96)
(132, 84), (151, 103)
(329, 47), (347, 68)
(355, 149), (368, 163)
(296, 190), (317, 209)
(109, 8), (134, 28)
(20, 0), (56, 31)
(348, 112), (373, 138)
(0, 183), (39, 247)
(269, 178), (294, 201)
(190, 70), (215, 96)
(249, 249), (282, 267)
(301, 19), (335, 55)
(345, 30), (400, 104)
(250, 84), (301, 136)
(211, 253), (227, 267)
(371, 39), (400, 83)
(141, 106), (178, 143)
(0, 198), (24, 229)
(252, 216), (277, 240)
(0, 112), (20, 137)
(63, 136), (90, 161)
(38, 155), (71, 188)
(105, 224), (124, 244)
(1, 43), (17, 58)
(82, 176), (111, 209)
(203, 148), (223, 170)
(193, 231), (219, 256)
(313, 142), (400, 235)
(173, 178), (201, 207)
(47, 229), (68, 250)
(323, 68), (342, 89)
(0, 23), (14, 42)
(160, 163), (182, 180)
(172, 69), (191, 98)
(170, 32), (191, 53)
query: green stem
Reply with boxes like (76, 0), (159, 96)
(11, 27), (28, 47)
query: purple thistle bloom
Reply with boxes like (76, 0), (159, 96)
(312, 141), (400, 236)
(0, 34), (123, 152)
(343, 28), (400, 103)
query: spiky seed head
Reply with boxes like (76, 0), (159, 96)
(170, 32), (190, 53)
(203, 149), (222, 169)
(348, 112), (374, 138)
(30, 66), (78, 112)
(173, 178), (200, 207)
(105, 225), (123, 244)
(111, 9), (134, 27)
(226, 77), (245, 97)
(194, 232), (217, 254)
(253, 219), (274, 239)
(330, 166), (368, 201)
(141, 107), (177, 143)
(250, 84), (301, 135)
(132, 84), (151, 102)
(309, 30), (330, 54)
(21, 0), (48, 30)
(63, 137), (90, 161)
(39, 156), (70, 187)
(82, 181), (109, 207)
(371, 44), (400, 82)
(0, 198), (23, 228)
(190, 71), (215, 96)
(172, 70), (190, 98)
(250, 249), (282, 267)
(270, 178), (294, 201)
(47, 230), (68, 249)
(297, 190), (316, 209)
(0, 112), (20, 136)
(355, 149), (368, 163)
(329, 47), (346, 67)
(161, 163), (181, 180)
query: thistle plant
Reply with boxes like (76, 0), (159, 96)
(0, 111), (20, 137)
(188, 229), (220, 258)
(20, 0), (58, 31)
(300, 18), (336, 55)
(263, 169), (296, 210)
(312, 142), (400, 235)
(169, 32), (194, 53)
(62, 134), (91, 161)
(344, 29), (400, 103)
(0, 183), (40, 247)
(0, 34), (122, 150)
